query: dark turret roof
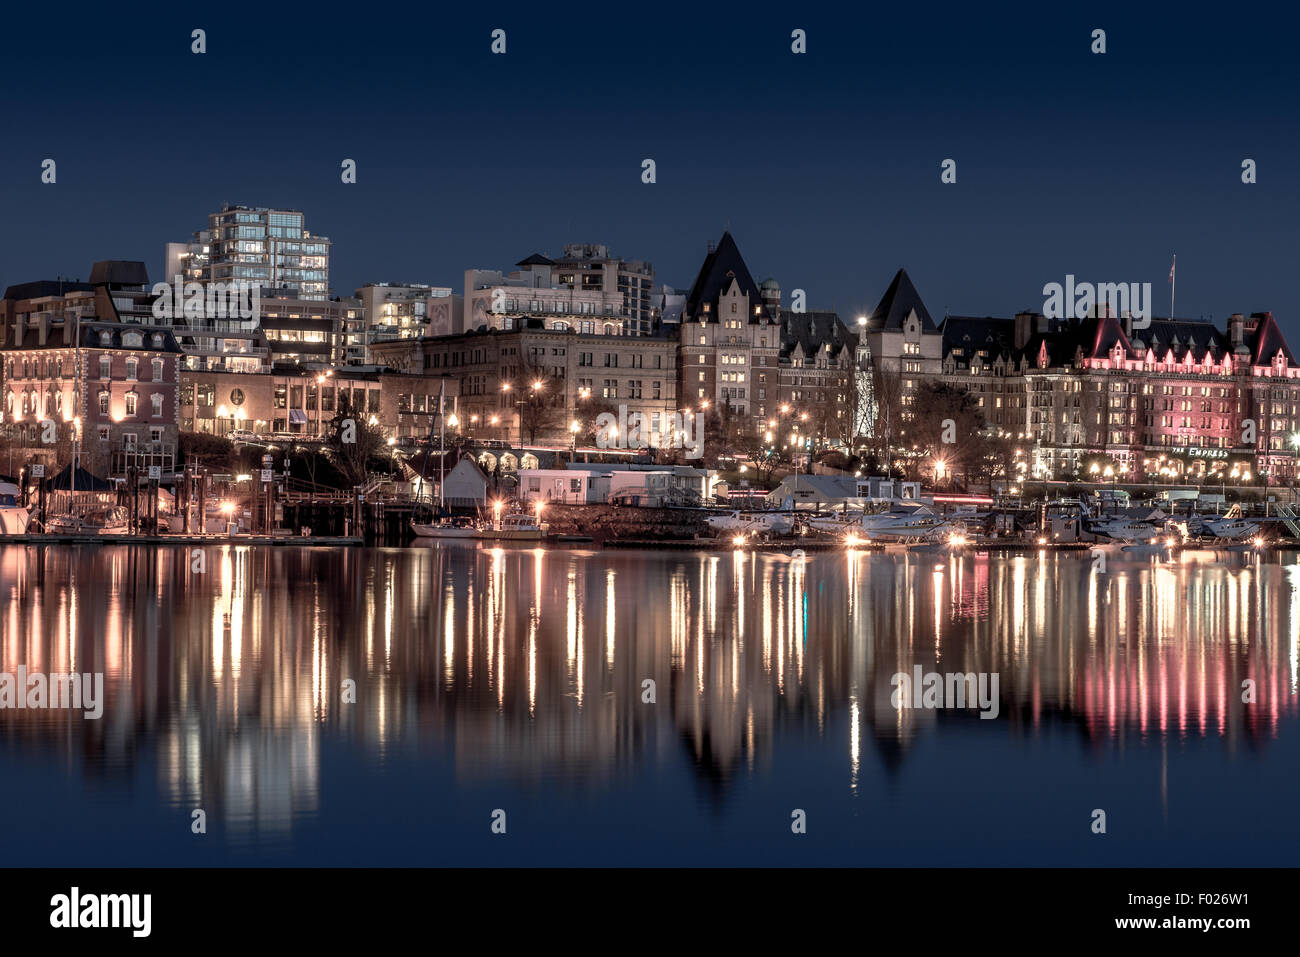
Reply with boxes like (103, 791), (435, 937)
(865, 269), (938, 334)
(685, 232), (761, 319)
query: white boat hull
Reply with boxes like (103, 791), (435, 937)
(411, 523), (480, 539)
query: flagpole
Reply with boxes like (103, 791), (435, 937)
(1170, 253), (1176, 320)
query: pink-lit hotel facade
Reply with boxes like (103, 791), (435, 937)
(937, 308), (1300, 485)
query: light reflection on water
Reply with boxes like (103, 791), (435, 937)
(0, 543), (1297, 865)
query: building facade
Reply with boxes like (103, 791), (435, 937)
(370, 323), (678, 446)
(1, 267), (183, 476)
(179, 366), (459, 442)
(463, 262), (626, 336)
(539, 244), (655, 336)
(932, 284), (1300, 484)
(678, 232), (861, 447)
(356, 283), (461, 361)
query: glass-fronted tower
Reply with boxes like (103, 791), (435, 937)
(166, 204), (330, 300)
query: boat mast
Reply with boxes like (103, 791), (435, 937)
(438, 379), (445, 512)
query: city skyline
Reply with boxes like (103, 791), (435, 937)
(0, 6), (1295, 335)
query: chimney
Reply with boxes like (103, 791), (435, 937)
(12, 312), (25, 347)
(38, 314), (48, 346)
(1122, 310), (1132, 339)
(1229, 313), (1244, 347)
(1014, 311), (1034, 350)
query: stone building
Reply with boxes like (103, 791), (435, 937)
(0, 263), (183, 477)
(370, 322), (678, 446)
(678, 232), (861, 446)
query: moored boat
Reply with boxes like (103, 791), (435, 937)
(46, 505), (130, 535)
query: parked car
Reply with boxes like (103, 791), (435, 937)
(228, 429), (258, 442)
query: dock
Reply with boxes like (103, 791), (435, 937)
(0, 533), (364, 547)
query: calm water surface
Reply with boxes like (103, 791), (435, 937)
(1, 543), (1297, 866)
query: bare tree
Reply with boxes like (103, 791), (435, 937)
(326, 409), (386, 487)
(868, 366), (903, 472)
(515, 355), (565, 445)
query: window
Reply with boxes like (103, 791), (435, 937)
(151, 393), (163, 417)
(125, 358), (138, 380)
(98, 390), (110, 415)
(152, 358), (164, 380)
(125, 392), (137, 416)
(99, 356), (111, 379)
(97, 426), (109, 441)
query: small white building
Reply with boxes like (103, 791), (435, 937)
(597, 463), (717, 502)
(518, 469), (608, 505)
(765, 474), (860, 508)
(439, 457), (491, 507)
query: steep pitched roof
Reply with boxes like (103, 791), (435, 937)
(685, 232), (761, 319)
(865, 269), (938, 334)
(940, 316), (1016, 360)
(778, 310), (856, 359)
(1249, 311), (1296, 365)
(1086, 314), (1134, 359)
(1133, 318), (1229, 360)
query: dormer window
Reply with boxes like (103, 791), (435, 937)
(99, 331), (111, 346)
(152, 334), (163, 348)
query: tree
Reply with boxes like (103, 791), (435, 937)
(868, 366), (903, 474)
(907, 381), (984, 486)
(515, 356), (565, 445)
(738, 419), (792, 485)
(179, 432), (238, 471)
(325, 409), (386, 487)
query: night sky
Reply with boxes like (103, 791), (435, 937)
(0, 3), (1295, 331)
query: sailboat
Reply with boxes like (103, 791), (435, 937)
(411, 384), (482, 539)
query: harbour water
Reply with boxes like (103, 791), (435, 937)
(1, 543), (1297, 866)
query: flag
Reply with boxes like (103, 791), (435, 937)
(1168, 256), (1176, 283)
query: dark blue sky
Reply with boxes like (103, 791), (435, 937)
(1, 3), (1295, 331)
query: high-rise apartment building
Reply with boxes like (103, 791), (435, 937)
(166, 204), (330, 300)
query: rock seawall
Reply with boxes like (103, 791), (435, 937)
(541, 504), (706, 542)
